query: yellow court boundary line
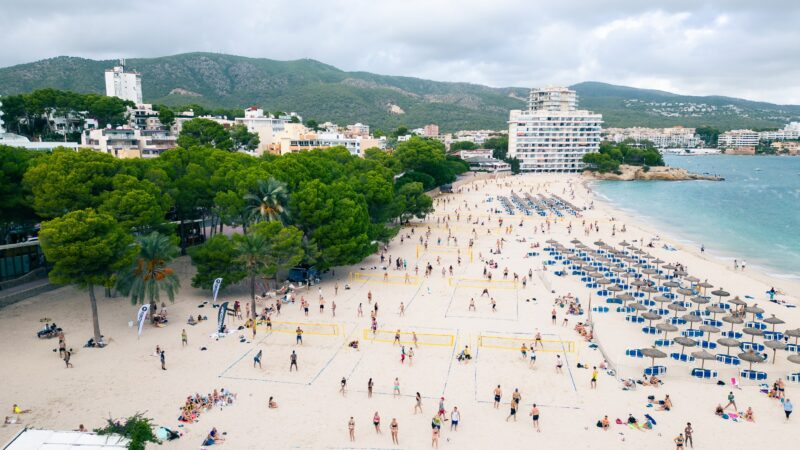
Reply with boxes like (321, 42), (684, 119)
(478, 335), (575, 353)
(363, 329), (455, 347)
(256, 320), (340, 336)
(349, 272), (421, 286)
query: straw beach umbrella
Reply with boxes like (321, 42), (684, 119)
(641, 346), (667, 371)
(784, 328), (800, 345)
(657, 322), (678, 342)
(692, 349), (715, 369)
(788, 354), (800, 365)
(711, 288), (730, 302)
(668, 303), (687, 317)
(728, 296), (747, 307)
(744, 304), (765, 321)
(630, 302), (648, 316)
(642, 312), (662, 327)
(737, 351), (765, 371)
(674, 336), (697, 358)
(764, 340), (786, 364)
(763, 315), (785, 332)
(722, 315), (744, 335)
(717, 337), (742, 356)
(742, 326), (763, 344)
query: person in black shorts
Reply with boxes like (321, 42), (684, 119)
(290, 350), (298, 371)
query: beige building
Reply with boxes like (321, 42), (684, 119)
(82, 128), (176, 158)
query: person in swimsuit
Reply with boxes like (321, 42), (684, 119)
(340, 377), (347, 396)
(412, 332), (419, 348)
(674, 433), (685, 449)
(556, 355), (563, 373)
(529, 347), (537, 367)
(373, 411), (381, 433)
(408, 347), (414, 366)
(253, 350), (262, 368)
(506, 398), (518, 421)
(368, 378), (374, 398)
(535, 331), (542, 348)
(394, 329), (401, 345)
(530, 404), (540, 431)
(268, 396), (278, 409)
(469, 298), (476, 311)
(551, 308), (557, 325)
(520, 343), (528, 360)
(393, 378), (400, 397)
(296, 327), (303, 345)
(591, 366), (598, 389)
(348, 416), (355, 441)
(431, 426), (440, 448)
(684, 422), (693, 448)
(494, 385), (502, 408)
(289, 350), (298, 371)
(415, 392), (423, 414)
(390, 418), (399, 444)
(438, 397), (447, 420)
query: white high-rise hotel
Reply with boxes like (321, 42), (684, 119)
(508, 87), (602, 172)
(105, 59), (143, 104)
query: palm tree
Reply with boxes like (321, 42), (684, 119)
(234, 232), (270, 319)
(244, 178), (290, 225)
(116, 232), (181, 317)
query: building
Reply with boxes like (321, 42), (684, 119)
(82, 127), (177, 158)
(508, 87), (602, 173)
(423, 124), (440, 137)
(276, 131), (386, 156)
(604, 126), (701, 149)
(770, 141), (800, 155)
(758, 122), (800, 141)
(718, 129), (759, 148)
(105, 59), (143, 104)
(346, 123), (370, 137)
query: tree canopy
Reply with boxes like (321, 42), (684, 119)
(582, 141), (665, 173)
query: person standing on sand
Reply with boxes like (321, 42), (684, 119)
(393, 378), (401, 397)
(450, 406), (460, 431)
(367, 378), (373, 398)
(64, 349), (73, 368)
(684, 422), (693, 448)
(348, 416), (355, 441)
(591, 366), (598, 389)
(556, 355), (563, 373)
(160, 350), (166, 370)
(431, 426), (440, 448)
(723, 392), (737, 411)
(290, 350), (298, 371)
(674, 433), (685, 449)
(340, 376), (347, 396)
(181, 329), (188, 347)
(784, 398), (793, 421)
(414, 392), (423, 414)
(390, 418), (399, 444)
(530, 404), (540, 431)
(253, 350), (262, 369)
(296, 326), (303, 345)
(373, 411), (381, 433)
(494, 385), (503, 408)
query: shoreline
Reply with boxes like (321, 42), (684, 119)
(584, 179), (800, 301)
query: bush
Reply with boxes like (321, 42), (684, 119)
(95, 413), (160, 450)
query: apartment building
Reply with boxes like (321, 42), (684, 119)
(105, 60), (143, 104)
(718, 129), (759, 148)
(82, 127), (176, 158)
(604, 126), (701, 148)
(508, 87), (602, 173)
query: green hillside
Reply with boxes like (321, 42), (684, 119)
(1, 53), (798, 131)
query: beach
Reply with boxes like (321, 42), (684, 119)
(2, 173), (799, 449)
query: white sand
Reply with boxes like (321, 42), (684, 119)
(2, 173), (800, 449)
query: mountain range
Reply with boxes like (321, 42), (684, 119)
(1, 52), (798, 132)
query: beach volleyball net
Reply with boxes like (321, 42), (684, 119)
(256, 320), (339, 336)
(363, 329), (455, 347)
(349, 271), (421, 286)
(478, 334), (575, 353)
(449, 277), (517, 290)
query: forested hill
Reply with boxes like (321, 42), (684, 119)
(1, 53), (798, 131)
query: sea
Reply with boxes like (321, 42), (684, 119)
(592, 155), (800, 280)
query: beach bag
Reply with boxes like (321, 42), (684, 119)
(596, 420), (603, 428)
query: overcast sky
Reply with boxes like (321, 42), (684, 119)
(2, 0), (799, 103)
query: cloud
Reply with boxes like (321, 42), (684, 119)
(1, 0), (799, 103)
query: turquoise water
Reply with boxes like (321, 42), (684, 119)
(592, 155), (800, 279)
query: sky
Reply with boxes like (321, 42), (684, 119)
(2, 0), (800, 103)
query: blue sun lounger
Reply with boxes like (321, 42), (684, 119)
(716, 354), (741, 365)
(626, 348), (644, 358)
(670, 352), (695, 362)
(644, 365), (667, 376)
(740, 369), (767, 381)
(691, 368), (717, 379)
